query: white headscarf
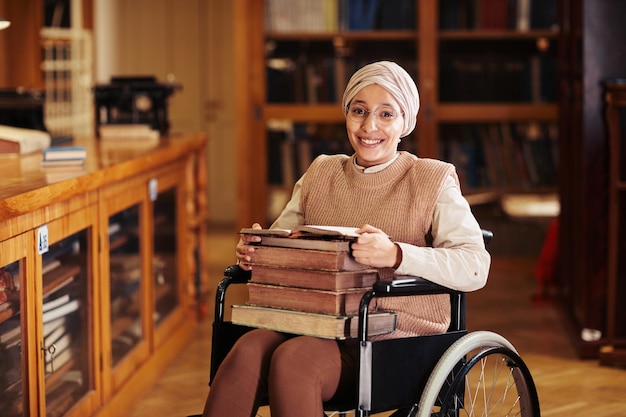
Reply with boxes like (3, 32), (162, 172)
(341, 61), (420, 138)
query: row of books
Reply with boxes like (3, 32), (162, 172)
(439, 52), (557, 103)
(440, 121), (558, 191)
(267, 56), (417, 104)
(265, 0), (415, 33)
(440, 0), (558, 31)
(266, 120), (556, 191)
(267, 51), (556, 105)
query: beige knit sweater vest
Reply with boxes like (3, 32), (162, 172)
(301, 152), (458, 338)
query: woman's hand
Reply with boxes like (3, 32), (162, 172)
(351, 224), (402, 269)
(236, 222), (263, 271)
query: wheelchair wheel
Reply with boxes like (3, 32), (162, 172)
(416, 331), (540, 417)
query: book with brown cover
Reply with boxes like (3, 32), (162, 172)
(246, 245), (368, 271)
(231, 304), (396, 340)
(240, 225), (360, 239)
(250, 265), (378, 291)
(0, 124), (51, 154)
(255, 235), (352, 252)
(247, 283), (371, 315)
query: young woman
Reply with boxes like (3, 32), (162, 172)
(202, 61), (490, 417)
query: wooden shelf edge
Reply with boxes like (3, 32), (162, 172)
(438, 103), (558, 122)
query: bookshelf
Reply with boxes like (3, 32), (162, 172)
(557, 0), (626, 360)
(0, 132), (208, 416)
(234, 0), (560, 227)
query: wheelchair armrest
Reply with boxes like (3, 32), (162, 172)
(358, 276), (465, 343)
(223, 264), (252, 284)
(372, 275), (456, 296)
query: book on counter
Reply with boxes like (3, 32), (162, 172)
(99, 124), (160, 141)
(247, 283), (371, 315)
(246, 245), (368, 271)
(231, 304), (396, 340)
(250, 265), (378, 291)
(42, 146), (86, 161)
(0, 124), (51, 155)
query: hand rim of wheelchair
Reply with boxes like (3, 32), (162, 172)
(416, 330), (540, 417)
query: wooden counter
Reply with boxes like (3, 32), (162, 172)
(0, 132), (208, 417)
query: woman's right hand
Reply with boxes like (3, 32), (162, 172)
(236, 222), (263, 270)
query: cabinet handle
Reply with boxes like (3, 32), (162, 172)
(42, 344), (57, 373)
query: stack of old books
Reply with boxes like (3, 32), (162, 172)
(231, 226), (397, 339)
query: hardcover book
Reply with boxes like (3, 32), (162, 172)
(246, 245), (368, 271)
(231, 304), (396, 340)
(247, 283), (371, 315)
(250, 264), (378, 291)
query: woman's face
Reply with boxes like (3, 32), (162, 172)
(346, 84), (404, 168)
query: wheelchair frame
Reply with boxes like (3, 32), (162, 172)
(206, 230), (541, 417)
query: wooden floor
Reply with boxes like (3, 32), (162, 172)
(129, 229), (626, 417)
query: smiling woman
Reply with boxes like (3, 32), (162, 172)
(202, 61), (491, 417)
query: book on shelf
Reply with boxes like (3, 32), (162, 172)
(0, 316), (21, 346)
(44, 332), (72, 364)
(231, 304), (397, 340)
(247, 282), (370, 315)
(0, 124), (51, 155)
(43, 317), (66, 338)
(42, 294), (71, 314)
(42, 146), (86, 161)
(247, 245), (367, 271)
(42, 259), (62, 275)
(42, 299), (80, 324)
(0, 303), (16, 324)
(0, 341), (22, 391)
(42, 264), (79, 299)
(250, 264), (378, 291)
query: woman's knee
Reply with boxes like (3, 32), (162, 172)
(226, 329), (288, 367)
(270, 336), (340, 378)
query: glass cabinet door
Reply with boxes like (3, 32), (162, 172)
(0, 233), (30, 417)
(108, 205), (143, 366)
(41, 227), (93, 417)
(152, 187), (179, 325)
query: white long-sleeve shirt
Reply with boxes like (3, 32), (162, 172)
(271, 156), (491, 292)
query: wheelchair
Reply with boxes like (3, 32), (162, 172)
(196, 230), (540, 417)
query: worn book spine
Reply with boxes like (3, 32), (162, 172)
(247, 283), (371, 315)
(231, 304), (396, 340)
(246, 245), (368, 271)
(250, 265), (378, 291)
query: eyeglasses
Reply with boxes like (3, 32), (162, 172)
(346, 104), (403, 126)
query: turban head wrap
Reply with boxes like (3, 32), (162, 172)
(341, 61), (420, 138)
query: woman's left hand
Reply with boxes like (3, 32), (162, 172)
(351, 224), (400, 268)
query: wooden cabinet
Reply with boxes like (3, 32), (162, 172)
(234, 0), (560, 226)
(0, 132), (208, 416)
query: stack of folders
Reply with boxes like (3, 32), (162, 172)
(232, 226), (397, 339)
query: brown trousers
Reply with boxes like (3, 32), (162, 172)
(202, 329), (358, 417)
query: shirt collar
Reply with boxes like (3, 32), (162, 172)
(353, 153), (400, 173)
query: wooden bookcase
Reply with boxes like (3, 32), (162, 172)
(599, 79), (626, 366)
(234, 0), (560, 227)
(0, 132), (208, 416)
(556, 0), (626, 360)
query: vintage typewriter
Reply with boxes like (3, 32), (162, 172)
(93, 76), (182, 137)
(0, 88), (73, 145)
